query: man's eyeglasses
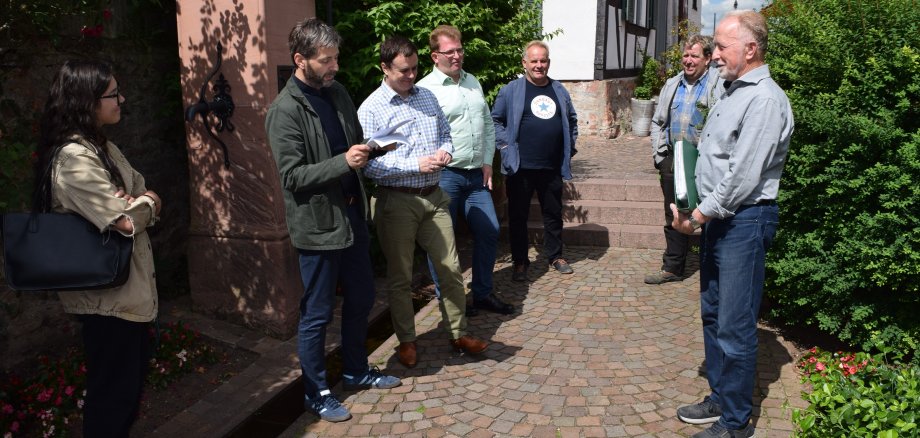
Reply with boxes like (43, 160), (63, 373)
(435, 48), (464, 57)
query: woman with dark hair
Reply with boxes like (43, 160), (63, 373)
(35, 59), (162, 437)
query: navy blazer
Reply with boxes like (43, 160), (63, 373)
(491, 77), (578, 180)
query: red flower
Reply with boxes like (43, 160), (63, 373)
(11, 421), (19, 432)
(815, 362), (826, 371)
(103, 9), (113, 20)
(1, 403), (13, 414)
(36, 388), (54, 403)
(64, 386), (75, 396)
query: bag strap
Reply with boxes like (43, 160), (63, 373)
(34, 145), (64, 214)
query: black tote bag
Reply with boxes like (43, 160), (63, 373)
(1, 142), (133, 292)
(2, 212), (133, 291)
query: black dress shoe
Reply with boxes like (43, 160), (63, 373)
(474, 294), (515, 315)
(511, 263), (528, 282)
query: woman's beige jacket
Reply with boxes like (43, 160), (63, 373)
(51, 138), (158, 322)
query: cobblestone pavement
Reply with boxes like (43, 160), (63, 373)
(283, 136), (808, 437)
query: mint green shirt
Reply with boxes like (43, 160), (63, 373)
(417, 68), (495, 169)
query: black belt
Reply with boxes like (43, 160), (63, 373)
(380, 185), (439, 196)
(754, 199), (776, 206)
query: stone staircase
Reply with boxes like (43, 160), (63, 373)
(504, 135), (669, 250)
(515, 178), (665, 250)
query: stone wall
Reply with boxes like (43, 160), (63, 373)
(560, 77), (639, 139)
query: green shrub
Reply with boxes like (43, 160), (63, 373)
(765, 0), (920, 361)
(634, 54), (664, 100)
(323, 0), (557, 104)
(793, 347), (920, 437)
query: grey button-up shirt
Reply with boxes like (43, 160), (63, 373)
(696, 65), (794, 219)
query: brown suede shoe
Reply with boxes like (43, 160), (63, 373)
(449, 335), (489, 354)
(396, 341), (417, 368)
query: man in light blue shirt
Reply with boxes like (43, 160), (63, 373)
(671, 11), (793, 438)
(417, 25), (514, 316)
(358, 35), (489, 370)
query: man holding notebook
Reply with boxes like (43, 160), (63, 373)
(646, 35), (722, 285)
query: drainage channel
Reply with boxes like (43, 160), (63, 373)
(226, 297), (430, 437)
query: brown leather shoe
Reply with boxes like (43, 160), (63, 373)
(396, 341), (417, 368)
(449, 335), (489, 354)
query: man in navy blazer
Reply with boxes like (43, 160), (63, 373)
(492, 40), (578, 282)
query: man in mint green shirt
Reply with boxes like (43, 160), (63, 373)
(417, 25), (514, 315)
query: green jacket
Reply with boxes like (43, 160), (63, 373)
(265, 77), (366, 250)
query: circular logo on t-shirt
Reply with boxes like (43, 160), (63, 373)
(530, 95), (557, 119)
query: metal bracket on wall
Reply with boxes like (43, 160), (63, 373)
(185, 41), (235, 168)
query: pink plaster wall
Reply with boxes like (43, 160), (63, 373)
(177, 0), (315, 337)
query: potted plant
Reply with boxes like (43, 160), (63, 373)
(630, 54), (665, 136)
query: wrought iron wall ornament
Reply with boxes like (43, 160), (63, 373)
(185, 41), (235, 168)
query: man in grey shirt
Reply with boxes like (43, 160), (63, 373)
(670, 10), (794, 438)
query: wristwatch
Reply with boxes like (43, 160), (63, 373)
(688, 215), (702, 231)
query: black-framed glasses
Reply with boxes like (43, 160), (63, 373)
(435, 48), (464, 57)
(99, 89), (121, 100)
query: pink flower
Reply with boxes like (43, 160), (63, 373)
(815, 362), (826, 371)
(36, 388), (53, 403)
(11, 421), (19, 432)
(1, 403), (12, 414)
(64, 386), (75, 396)
(846, 365), (858, 375)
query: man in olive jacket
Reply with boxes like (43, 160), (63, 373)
(265, 18), (400, 424)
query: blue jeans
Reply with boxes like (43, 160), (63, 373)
(699, 203), (778, 429)
(296, 205), (375, 398)
(428, 167), (500, 301)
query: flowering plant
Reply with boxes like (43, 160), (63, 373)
(1, 321), (217, 437)
(147, 322), (218, 389)
(792, 346), (920, 437)
(796, 346), (873, 382)
(0, 348), (85, 438)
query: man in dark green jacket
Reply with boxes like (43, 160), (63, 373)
(265, 17), (400, 423)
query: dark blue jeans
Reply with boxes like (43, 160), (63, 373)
(427, 167), (500, 301)
(297, 205), (375, 398)
(506, 168), (564, 265)
(699, 203), (778, 429)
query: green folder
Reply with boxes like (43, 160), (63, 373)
(673, 140), (700, 213)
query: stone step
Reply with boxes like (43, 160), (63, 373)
(502, 221), (666, 250)
(564, 178), (662, 202)
(527, 199), (663, 226)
